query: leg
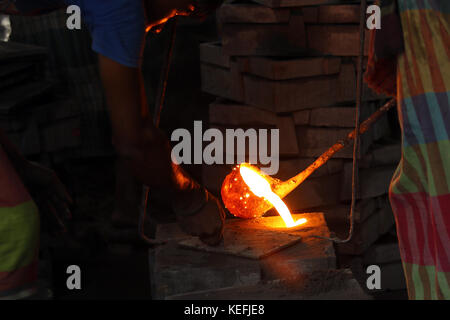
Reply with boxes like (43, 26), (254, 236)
(390, 0), (450, 300)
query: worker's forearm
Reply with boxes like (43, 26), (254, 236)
(97, 54), (201, 196)
(114, 124), (197, 194)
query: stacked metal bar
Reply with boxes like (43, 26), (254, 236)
(200, 0), (405, 292)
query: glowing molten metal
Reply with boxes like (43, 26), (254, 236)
(221, 100), (397, 227)
(146, 6), (195, 33)
(221, 164), (306, 228)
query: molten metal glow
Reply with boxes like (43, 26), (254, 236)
(146, 5), (195, 33)
(239, 165), (306, 228)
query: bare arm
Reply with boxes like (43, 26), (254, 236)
(98, 54), (225, 245)
(97, 53), (194, 193)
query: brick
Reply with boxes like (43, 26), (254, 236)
(340, 164), (397, 201)
(221, 12), (306, 56)
(364, 241), (401, 265)
(310, 107), (356, 127)
(275, 115), (299, 157)
(326, 198), (379, 225)
(305, 102), (390, 129)
(243, 74), (338, 112)
(237, 56), (341, 80)
(218, 2), (290, 24)
(209, 101), (299, 157)
(293, 109), (310, 125)
(283, 173), (342, 211)
(307, 25), (370, 57)
(360, 142), (401, 168)
(210, 118), (298, 159)
(336, 62), (358, 103)
(337, 204), (395, 255)
(209, 99), (278, 127)
(295, 126), (373, 159)
(201, 60), (384, 113)
(302, 5), (361, 24)
(253, 0), (345, 8)
(276, 157), (344, 180)
(199, 42), (230, 68)
(208, 124), (277, 163)
(201, 62), (244, 102)
(337, 62), (388, 103)
(367, 102), (393, 141)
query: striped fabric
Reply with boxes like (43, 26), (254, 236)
(0, 146), (40, 299)
(389, 0), (450, 299)
(10, 10), (113, 158)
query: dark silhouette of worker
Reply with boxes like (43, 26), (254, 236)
(0, 0), (226, 246)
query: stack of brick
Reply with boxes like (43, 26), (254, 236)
(200, 0), (402, 287)
(0, 41), (81, 160)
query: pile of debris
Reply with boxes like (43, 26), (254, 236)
(200, 0), (405, 292)
(0, 41), (81, 161)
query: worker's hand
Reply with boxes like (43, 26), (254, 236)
(21, 161), (73, 232)
(176, 189), (225, 246)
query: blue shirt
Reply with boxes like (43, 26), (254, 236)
(66, 0), (146, 68)
(15, 0), (146, 68)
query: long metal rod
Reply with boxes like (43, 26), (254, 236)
(139, 18), (178, 246)
(315, 0), (368, 244)
(281, 98), (396, 197)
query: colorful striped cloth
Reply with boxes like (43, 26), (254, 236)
(388, 0), (450, 299)
(0, 146), (40, 299)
